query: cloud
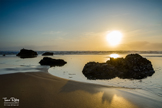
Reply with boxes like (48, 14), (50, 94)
(120, 41), (162, 51)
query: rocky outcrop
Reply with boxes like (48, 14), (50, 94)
(16, 48), (38, 58)
(82, 62), (119, 79)
(39, 57), (67, 67)
(82, 54), (155, 80)
(42, 52), (53, 56)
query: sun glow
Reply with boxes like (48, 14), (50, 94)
(106, 31), (123, 46)
(110, 54), (119, 58)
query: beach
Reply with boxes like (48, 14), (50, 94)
(1, 0), (162, 107)
(0, 53), (162, 108)
(0, 71), (161, 108)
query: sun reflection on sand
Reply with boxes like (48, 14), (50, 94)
(110, 94), (138, 108)
(60, 81), (138, 108)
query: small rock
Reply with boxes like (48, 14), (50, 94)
(39, 57), (67, 67)
(42, 52), (53, 56)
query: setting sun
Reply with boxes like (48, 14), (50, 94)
(106, 31), (123, 46)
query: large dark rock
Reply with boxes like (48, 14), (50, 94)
(39, 57), (67, 67)
(42, 52), (53, 56)
(82, 62), (119, 79)
(16, 48), (38, 58)
(82, 54), (155, 80)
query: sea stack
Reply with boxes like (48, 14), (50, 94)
(16, 48), (38, 58)
(82, 54), (155, 80)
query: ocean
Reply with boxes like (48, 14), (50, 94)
(1, 51), (162, 55)
(0, 51), (162, 102)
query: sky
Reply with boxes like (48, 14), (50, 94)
(0, 0), (162, 51)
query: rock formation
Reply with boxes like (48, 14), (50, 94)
(16, 48), (38, 58)
(42, 52), (54, 56)
(39, 57), (67, 67)
(82, 54), (155, 80)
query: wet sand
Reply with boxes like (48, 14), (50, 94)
(0, 71), (161, 108)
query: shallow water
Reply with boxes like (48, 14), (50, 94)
(0, 53), (162, 101)
(0, 55), (49, 74)
(47, 54), (162, 98)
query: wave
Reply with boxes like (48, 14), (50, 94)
(0, 51), (162, 55)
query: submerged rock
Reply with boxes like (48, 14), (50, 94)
(39, 57), (67, 67)
(42, 52), (54, 56)
(82, 54), (155, 80)
(16, 48), (38, 58)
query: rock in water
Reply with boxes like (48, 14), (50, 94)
(82, 54), (155, 80)
(119, 54), (155, 79)
(16, 48), (38, 58)
(82, 62), (119, 79)
(42, 52), (54, 56)
(39, 57), (67, 67)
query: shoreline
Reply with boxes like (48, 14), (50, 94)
(0, 71), (161, 108)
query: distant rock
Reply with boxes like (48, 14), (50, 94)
(39, 57), (67, 67)
(16, 48), (38, 58)
(82, 54), (155, 80)
(42, 52), (53, 56)
(3, 54), (5, 56)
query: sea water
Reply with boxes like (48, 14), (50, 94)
(0, 51), (162, 101)
(48, 54), (162, 98)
